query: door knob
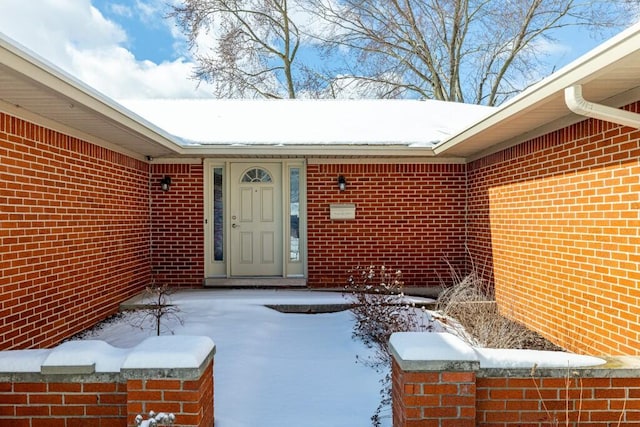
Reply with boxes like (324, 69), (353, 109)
(232, 223), (239, 228)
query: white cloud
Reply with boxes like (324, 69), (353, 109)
(133, 0), (167, 27)
(0, 0), (215, 99)
(107, 3), (134, 19)
(67, 46), (213, 99)
(531, 37), (572, 57)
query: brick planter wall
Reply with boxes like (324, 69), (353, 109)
(392, 358), (476, 427)
(307, 162), (468, 288)
(0, 336), (215, 427)
(0, 112), (151, 350)
(467, 102), (640, 355)
(391, 332), (640, 427)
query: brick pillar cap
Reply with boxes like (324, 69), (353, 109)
(391, 332), (476, 361)
(390, 332), (479, 371)
(41, 340), (127, 374)
(122, 336), (216, 370)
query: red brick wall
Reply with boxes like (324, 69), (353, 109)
(307, 163), (468, 288)
(0, 112), (151, 350)
(150, 164), (204, 287)
(0, 381), (127, 426)
(467, 101), (640, 355)
(393, 359), (640, 427)
(0, 359), (214, 427)
(476, 375), (640, 426)
(392, 358), (476, 427)
(126, 360), (214, 427)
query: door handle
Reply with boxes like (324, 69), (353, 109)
(232, 223), (239, 228)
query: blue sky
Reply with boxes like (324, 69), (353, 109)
(92, 0), (178, 63)
(0, 0), (632, 100)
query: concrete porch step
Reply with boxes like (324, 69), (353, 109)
(203, 277), (307, 288)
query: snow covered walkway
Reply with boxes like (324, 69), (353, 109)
(84, 289), (390, 427)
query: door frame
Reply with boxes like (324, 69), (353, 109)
(203, 159), (307, 279)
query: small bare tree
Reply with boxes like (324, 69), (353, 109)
(135, 282), (183, 336)
(171, 0), (304, 98)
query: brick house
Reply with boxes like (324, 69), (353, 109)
(1, 21), (639, 354)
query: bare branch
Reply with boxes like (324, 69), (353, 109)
(302, 0), (638, 105)
(171, 0), (307, 98)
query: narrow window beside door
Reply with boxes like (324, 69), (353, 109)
(214, 167), (224, 261)
(290, 168), (300, 262)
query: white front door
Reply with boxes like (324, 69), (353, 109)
(229, 163), (283, 276)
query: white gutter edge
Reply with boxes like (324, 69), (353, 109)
(565, 85), (640, 129)
(433, 22), (640, 157)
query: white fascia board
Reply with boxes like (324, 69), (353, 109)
(176, 144), (439, 158)
(0, 33), (183, 155)
(153, 156), (466, 164)
(306, 157), (466, 164)
(434, 21), (640, 157)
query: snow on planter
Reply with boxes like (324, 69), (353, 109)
(0, 349), (50, 373)
(390, 332), (605, 368)
(122, 335), (215, 369)
(0, 336), (216, 374)
(41, 340), (129, 373)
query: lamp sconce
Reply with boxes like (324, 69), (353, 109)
(160, 176), (172, 192)
(337, 175), (347, 192)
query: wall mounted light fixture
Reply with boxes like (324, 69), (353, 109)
(338, 175), (347, 191)
(160, 176), (172, 192)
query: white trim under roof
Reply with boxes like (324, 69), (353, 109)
(0, 32), (183, 159)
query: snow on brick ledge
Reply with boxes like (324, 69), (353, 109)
(0, 336), (216, 375)
(390, 332), (605, 370)
(122, 336), (216, 370)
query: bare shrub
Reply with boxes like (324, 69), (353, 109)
(346, 266), (434, 426)
(436, 261), (559, 350)
(530, 365), (626, 427)
(135, 410), (176, 426)
(348, 266), (434, 366)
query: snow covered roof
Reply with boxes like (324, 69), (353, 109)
(119, 99), (494, 148)
(2, 21), (640, 160)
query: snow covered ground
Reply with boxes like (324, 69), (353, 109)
(80, 289), (394, 427)
(70, 289), (605, 427)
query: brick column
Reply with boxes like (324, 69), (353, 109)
(122, 336), (215, 427)
(390, 332), (479, 427)
(0, 336), (215, 427)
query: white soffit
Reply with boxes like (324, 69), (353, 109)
(435, 21), (640, 160)
(0, 33), (182, 159)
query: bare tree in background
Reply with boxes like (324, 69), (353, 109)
(172, 0), (638, 103)
(301, 0), (639, 104)
(171, 0), (303, 98)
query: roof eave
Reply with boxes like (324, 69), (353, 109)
(174, 144), (442, 159)
(0, 33), (184, 158)
(433, 21), (640, 160)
